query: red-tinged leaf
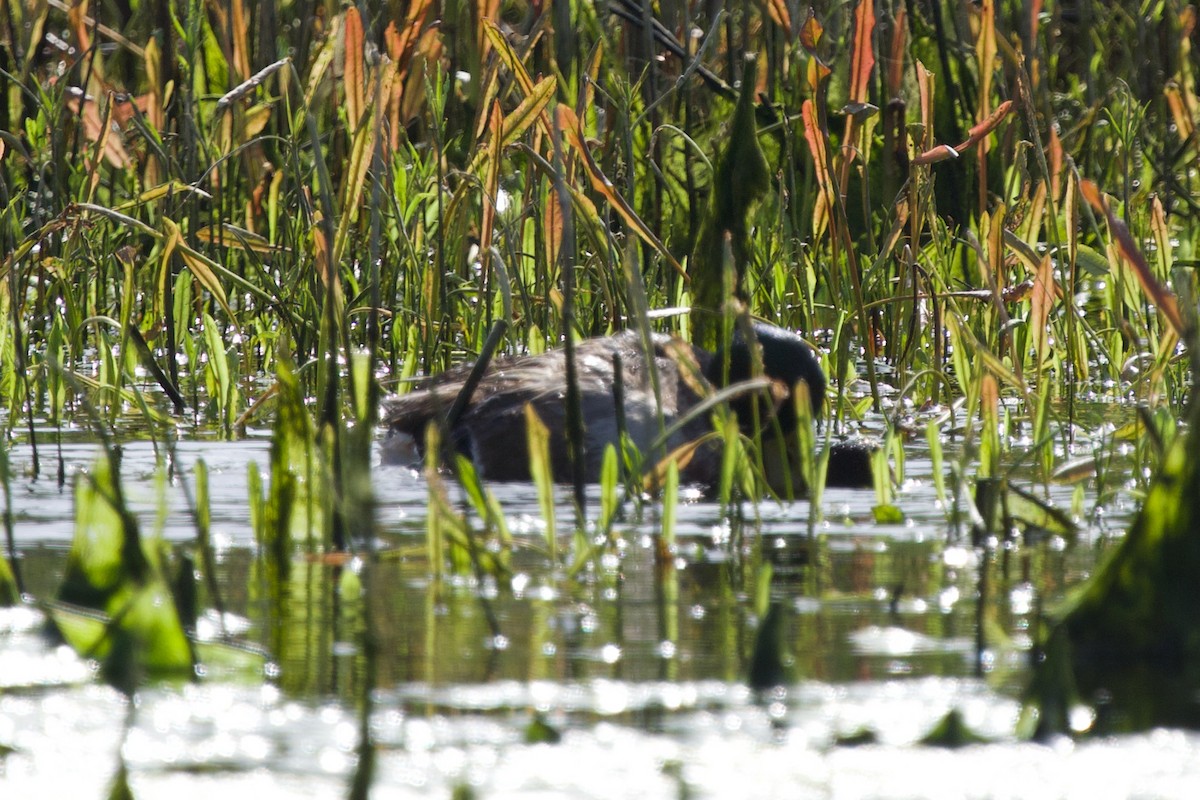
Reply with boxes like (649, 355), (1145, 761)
(480, 100), (502, 258)
(916, 60), (935, 149)
(962, 99), (1013, 149)
(800, 9), (823, 53)
(887, 6), (907, 97)
(975, 0), (997, 114)
(1030, 253), (1055, 365)
(384, 20), (402, 57)
(230, 0), (251, 80)
(66, 92), (132, 169)
(912, 100), (1013, 165)
(1183, 4), (1198, 37)
(387, 0), (433, 71)
(766, 0), (792, 35)
(910, 144), (959, 166)
(68, 1), (93, 70)
(849, 0), (876, 104)
(400, 28), (443, 125)
(557, 104), (685, 278)
(1151, 195), (1171, 280)
(484, 19), (536, 96)
(1081, 179), (1186, 338)
(544, 186), (562, 273)
(1165, 86), (1194, 144)
(344, 6), (365, 130)
(1048, 124), (1064, 201)
(973, 0), (997, 216)
(477, 0), (502, 66)
(467, 74), (556, 175)
(806, 56), (832, 93)
(982, 373), (999, 420)
(801, 100), (835, 238)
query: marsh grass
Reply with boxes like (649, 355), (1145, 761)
(1, 0), (1199, 770)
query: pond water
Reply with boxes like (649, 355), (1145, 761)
(3, 420), (1198, 799)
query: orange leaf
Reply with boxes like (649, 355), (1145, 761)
(886, 7), (907, 97)
(544, 187), (562, 275)
(1030, 253), (1054, 365)
(962, 99), (1012, 150)
(766, 0), (792, 35)
(556, 105), (685, 278)
(344, 7), (365, 130)
(912, 100), (1013, 165)
(1048, 124), (1064, 201)
(231, 0), (251, 80)
(806, 55), (832, 93)
(66, 91), (132, 169)
(849, 0), (876, 105)
(68, 1), (94, 74)
(477, 0), (501, 63)
(1182, 4), (1197, 38)
(1165, 85), (1195, 144)
(916, 60), (935, 149)
(800, 9), (823, 53)
(480, 100), (502, 258)
(386, 0), (433, 73)
(975, 0), (997, 119)
(801, 100), (834, 238)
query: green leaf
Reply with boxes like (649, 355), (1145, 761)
(920, 709), (989, 747)
(871, 504), (904, 524)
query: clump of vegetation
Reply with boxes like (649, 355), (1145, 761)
(2, 2), (1200, 784)
(1, 1), (1194, 456)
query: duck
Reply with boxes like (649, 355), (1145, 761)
(380, 322), (873, 489)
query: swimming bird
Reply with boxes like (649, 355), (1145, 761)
(381, 323), (872, 489)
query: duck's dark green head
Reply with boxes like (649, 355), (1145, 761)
(704, 323), (826, 434)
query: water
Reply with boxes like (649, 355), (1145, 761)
(2, 425), (1195, 798)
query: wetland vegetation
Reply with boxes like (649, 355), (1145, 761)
(3, 0), (1200, 796)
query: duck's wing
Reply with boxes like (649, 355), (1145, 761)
(381, 332), (721, 481)
(381, 347), (568, 442)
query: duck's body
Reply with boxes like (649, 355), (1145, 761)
(381, 324), (868, 488)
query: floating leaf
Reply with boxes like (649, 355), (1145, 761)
(872, 503), (904, 524)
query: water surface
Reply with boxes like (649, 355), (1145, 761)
(2, 420), (1190, 799)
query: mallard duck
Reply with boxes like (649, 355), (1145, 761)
(381, 323), (872, 489)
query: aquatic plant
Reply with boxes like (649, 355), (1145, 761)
(4, 8), (1200, 796)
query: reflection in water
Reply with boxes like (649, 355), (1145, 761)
(0, 424), (1171, 797)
